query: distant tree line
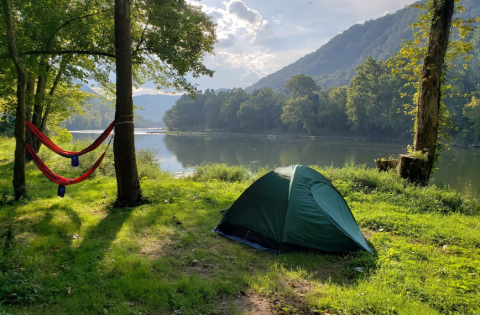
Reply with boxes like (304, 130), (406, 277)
(163, 66), (413, 139)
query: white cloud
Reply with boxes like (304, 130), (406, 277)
(378, 10), (393, 18)
(196, 0), (267, 41)
(227, 0), (261, 24)
(355, 18), (366, 25)
(216, 34), (236, 48)
(215, 46), (275, 80)
(132, 87), (180, 96)
(272, 14), (283, 25)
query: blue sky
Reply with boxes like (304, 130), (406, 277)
(133, 0), (415, 96)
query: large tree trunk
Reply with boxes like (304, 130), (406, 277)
(114, 0), (141, 203)
(412, 0), (455, 182)
(3, 0), (27, 200)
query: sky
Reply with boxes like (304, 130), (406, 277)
(133, 0), (415, 96)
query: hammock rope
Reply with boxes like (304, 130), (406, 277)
(26, 137), (112, 197)
(26, 120), (115, 166)
(25, 121), (115, 197)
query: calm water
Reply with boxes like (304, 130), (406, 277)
(71, 130), (480, 195)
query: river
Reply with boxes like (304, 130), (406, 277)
(71, 129), (480, 196)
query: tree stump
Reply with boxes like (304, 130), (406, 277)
(375, 159), (397, 172)
(397, 154), (427, 185)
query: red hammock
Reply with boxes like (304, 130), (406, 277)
(26, 120), (115, 158)
(26, 143), (107, 197)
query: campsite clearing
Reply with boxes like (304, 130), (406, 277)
(0, 137), (479, 315)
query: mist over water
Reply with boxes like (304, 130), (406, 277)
(72, 131), (480, 196)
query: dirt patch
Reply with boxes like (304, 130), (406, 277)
(138, 237), (173, 259)
(269, 279), (320, 314)
(362, 229), (377, 240)
(182, 259), (216, 278)
(216, 277), (324, 314)
(216, 293), (272, 315)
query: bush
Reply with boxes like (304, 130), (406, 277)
(136, 148), (166, 181)
(313, 163), (479, 215)
(191, 163), (250, 182)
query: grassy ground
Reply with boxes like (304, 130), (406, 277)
(0, 136), (479, 315)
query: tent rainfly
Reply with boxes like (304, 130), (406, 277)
(214, 165), (373, 254)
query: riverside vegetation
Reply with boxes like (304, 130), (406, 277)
(0, 136), (479, 315)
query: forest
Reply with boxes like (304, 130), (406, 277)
(164, 26), (480, 144)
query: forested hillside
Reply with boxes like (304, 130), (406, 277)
(64, 89), (180, 130)
(164, 24), (480, 144)
(246, 0), (480, 91)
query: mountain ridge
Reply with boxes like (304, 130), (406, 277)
(246, 0), (479, 92)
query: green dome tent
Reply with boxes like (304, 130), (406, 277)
(215, 165), (373, 254)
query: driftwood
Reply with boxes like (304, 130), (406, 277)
(375, 159), (397, 172)
(397, 154), (428, 185)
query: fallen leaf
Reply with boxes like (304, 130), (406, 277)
(67, 286), (71, 295)
(103, 308), (108, 314)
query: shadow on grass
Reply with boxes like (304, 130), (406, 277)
(73, 203), (135, 269)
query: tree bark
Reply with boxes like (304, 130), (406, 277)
(40, 57), (67, 133)
(413, 0), (455, 182)
(31, 59), (49, 152)
(375, 159), (397, 172)
(3, 0), (27, 200)
(398, 154), (427, 185)
(25, 74), (35, 159)
(114, 0), (141, 203)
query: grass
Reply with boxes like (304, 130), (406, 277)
(0, 136), (479, 314)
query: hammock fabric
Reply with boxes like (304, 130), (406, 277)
(26, 120), (115, 166)
(26, 143), (107, 197)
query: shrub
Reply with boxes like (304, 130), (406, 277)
(191, 163), (250, 182)
(136, 148), (166, 180)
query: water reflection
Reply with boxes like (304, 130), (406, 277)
(72, 131), (480, 195)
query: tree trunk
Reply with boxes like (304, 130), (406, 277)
(40, 58), (66, 133)
(375, 159), (397, 172)
(114, 0), (141, 204)
(397, 154), (427, 185)
(32, 59), (49, 152)
(413, 0), (455, 182)
(3, 0), (27, 200)
(25, 75), (35, 160)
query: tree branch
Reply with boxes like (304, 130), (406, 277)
(46, 9), (112, 50)
(24, 50), (115, 58)
(132, 11), (151, 57)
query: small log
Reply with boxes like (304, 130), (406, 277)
(397, 154), (427, 185)
(375, 159), (397, 172)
